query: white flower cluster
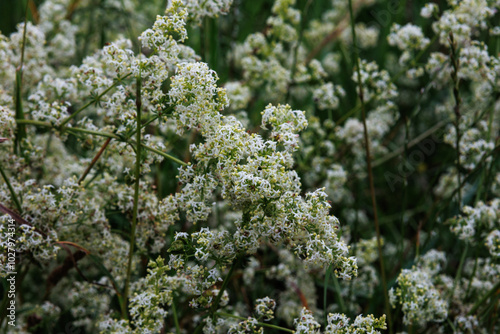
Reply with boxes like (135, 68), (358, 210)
(313, 82), (345, 111)
(432, 0), (496, 45)
(339, 237), (380, 301)
(334, 60), (398, 170)
(463, 257), (500, 297)
(352, 60), (397, 103)
(294, 307), (321, 333)
(388, 24), (430, 52)
(100, 257), (185, 333)
(254, 296), (276, 321)
(0, 218), (58, 278)
(388, 23), (430, 78)
(444, 120), (495, 170)
(0, 94), (15, 140)
(341, 23), (380, 49)
(390, 250), (449, 326)
(291, 308), (387, 334)
(228, 317), (262, 333)
(179, 0), (233, 23)
(167, 61), (356, 274)
(324, 164), (348, 203)
(324, 313), (386, 334)
(225, 81), (252, 111)
(230, 0), (313, 102)
(38, 0), (78, 63)
(446, 199), (499, 257)
(454, 315), (479, 334)
(486, 230), (500, 258)
(63, 280), (110, 330)
(420, 3), (439, 19)
(0, 21), (55, 106)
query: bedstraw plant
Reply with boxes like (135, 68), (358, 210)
(0, 0), (499, 333)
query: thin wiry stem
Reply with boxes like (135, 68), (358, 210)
(0, 165), (22, 213)
(64, 127), (119, 139)
(332, 275), (346, 314)
(78, 137), (112, 185)
(449, 32), (462, 208)
(138, 142), (186, 166)
(372, 120), (449, 167)
(217, 312), (295, 333)
(15, 119), (187, 166)
(323, 265), (331, 326)
(347, 0), (392, 332)
(468, 280), (500, 315)
(286, 0), (313, 102)
(59, 72), (132, 128)
(14, 0), (30, 156)
(398, 111), (411, 266)
(194, 256), (242, 333)
(449, 242), (468, 301)
(172, 298), (181, 334)
(122, 74), (142, 320)
(465, 248), (479, 299)
(27, 0), (39, 23)
(210, 257), (242, 315)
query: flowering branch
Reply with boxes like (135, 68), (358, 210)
(14, 119), (187, 166)
(59, 72), (133, 128)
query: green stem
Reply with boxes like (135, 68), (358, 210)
(332, 275), (346, 314)
(0, 165), (22, 213)
(65, 127), (120, 139)
(465, 249), (479, 299)
(15, 119), (53, 127)
(287, 0), (313, 103)
(347, 0), (392, 332)
(372, 120), (449, 168)
(172, 299), (181, 334)
(399, 114), (410, 265)
(449, 32), (462, 208)
(194, 257), (242, 333)
(59, 72), (132, 128)
(447, 318), (457, 332)
(119, 0), (139, 52)
(139, 142), (187, 166)
(216, 312), (294, 333)
(15, 119), (187, 166)
(14, 3), (29, 156)
(324, 265), (331, 326)
(14, 71), (26, 156)
(16, 119), (120, 138)
(210, 257), (241, 315)
(123, 115), (159, 141)
(468, 280), (500, 315)
(392, 34), (439, 82)
(336, 104), (361, 125)
(122, 75), (142, 320)
(449, 242), (468, 301)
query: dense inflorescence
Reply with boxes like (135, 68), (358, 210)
(0, 0), (499, 333)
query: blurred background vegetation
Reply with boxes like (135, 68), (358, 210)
(2, 1), (499, 332)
